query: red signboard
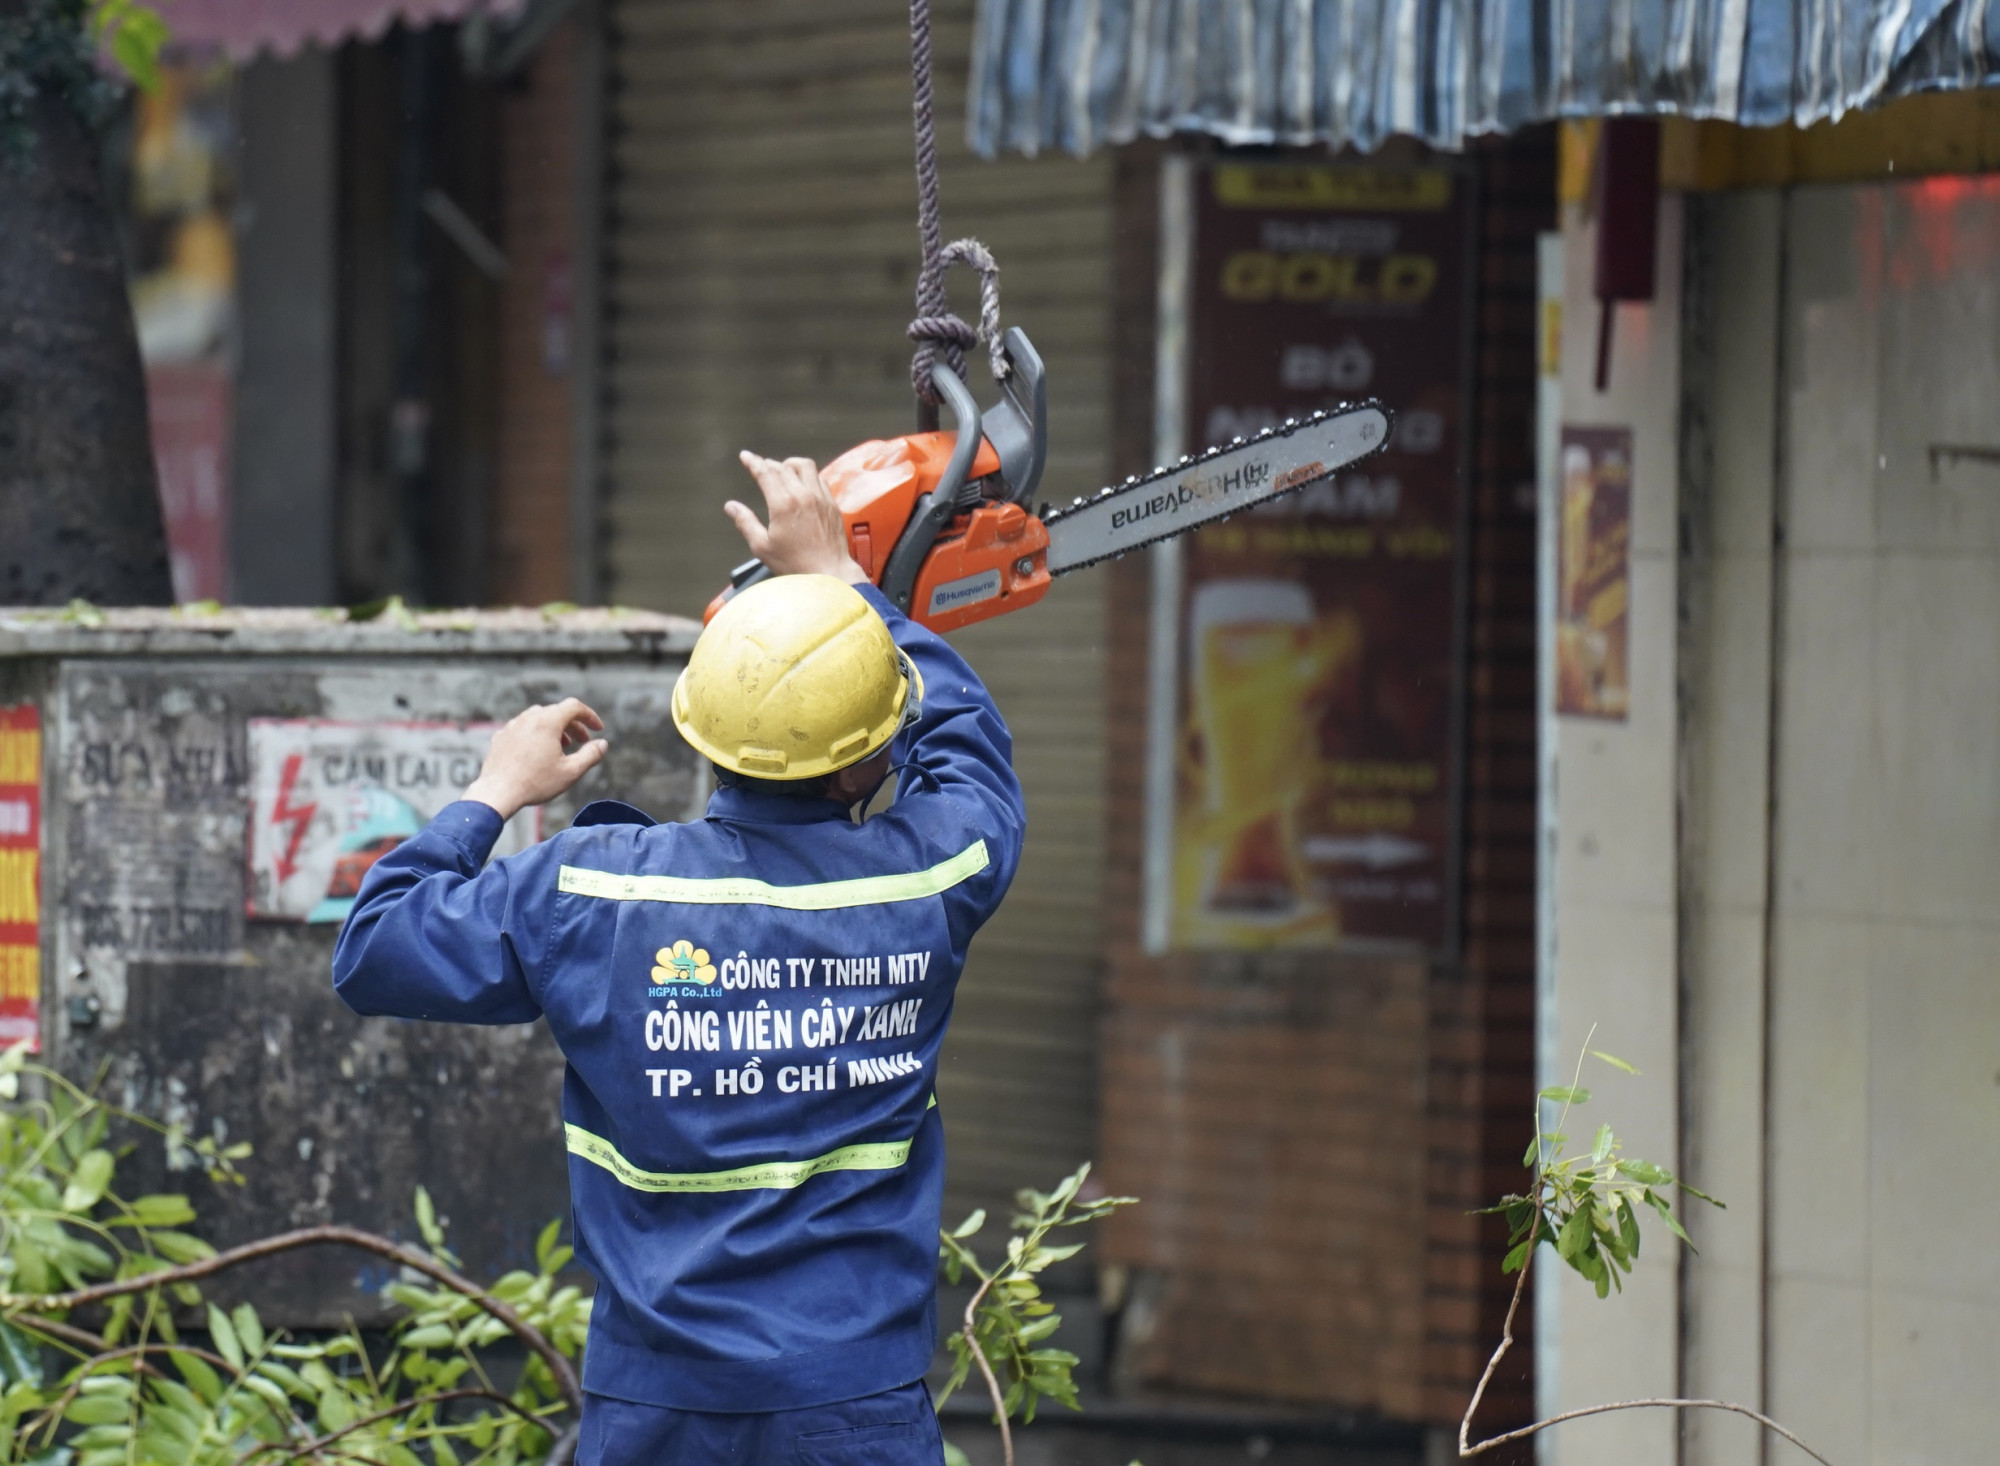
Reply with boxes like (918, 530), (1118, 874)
(0, 706), (42, 1052)
(148, 361), (231, 604)
(1165, 162), (1470, 952)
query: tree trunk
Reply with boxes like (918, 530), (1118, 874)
(0, 84), (173, 606)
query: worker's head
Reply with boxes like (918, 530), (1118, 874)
(671, 575), (921, 806)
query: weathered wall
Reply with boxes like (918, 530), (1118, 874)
(1552, 172), (2000, 1466)
(11, 616), (697, 1325)
(1756, 178), (2000, 1463)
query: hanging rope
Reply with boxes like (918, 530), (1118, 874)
(906, 0), (1006, 406)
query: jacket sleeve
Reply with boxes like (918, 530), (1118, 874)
(331, 801), (556, 1025)
(855, 584), (1027, 937)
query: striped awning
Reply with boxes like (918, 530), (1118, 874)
(968, 0), (2000, 157)
(158, 0), (523, 59)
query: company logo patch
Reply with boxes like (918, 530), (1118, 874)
(652, 940), (717, 987)
(927, 568), (1002, 617)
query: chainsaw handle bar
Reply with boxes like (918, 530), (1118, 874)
(722, 362), (984, 610)
(879, 364), (982, 610)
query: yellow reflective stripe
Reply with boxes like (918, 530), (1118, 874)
(557, 840), (988, 910)
(565, 1123), (911, 1193)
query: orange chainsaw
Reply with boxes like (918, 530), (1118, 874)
(704, 327), (1392, 633)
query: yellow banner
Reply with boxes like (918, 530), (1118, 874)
(0, 945), (37, 1003)
(0, 726), (37, 786)
(1212, 164), (1452, 211)
(0, 850), (35, 926)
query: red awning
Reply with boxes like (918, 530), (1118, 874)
(158, 0), (525, 60)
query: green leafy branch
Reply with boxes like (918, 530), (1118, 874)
(937, 1163), (1134, 1466)
(1, 1035), (1139, 1466)
(86, 0), (167, 93)
(1456, 1033), (1834, 1465)
(0, 1041), (587, 1466)
(0, 0), (168, 163)
(1493, 1043), (1719, 1300)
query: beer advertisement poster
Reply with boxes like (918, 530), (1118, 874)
(1555, 427), (1633, 720)
(0, 706), (41, 1051)
(1165, 162), (1471, 952)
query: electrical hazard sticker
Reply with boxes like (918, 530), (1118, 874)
(246, 720), (541, 924)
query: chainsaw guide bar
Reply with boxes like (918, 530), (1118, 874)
(1040, 401), (1393, 576)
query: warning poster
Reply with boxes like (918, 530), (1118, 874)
(0, 707), (41, 1051)
(1165, 162), (1470, 952)
(247, 721), (541, 923)
(1555, 427), (1633, 720)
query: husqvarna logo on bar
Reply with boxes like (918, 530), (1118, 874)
(1109, 458), (1275, 531)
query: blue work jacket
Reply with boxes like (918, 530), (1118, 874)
(331, 584), (1025, 1411)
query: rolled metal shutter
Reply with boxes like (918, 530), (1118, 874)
(601, 0), (1113, 1225)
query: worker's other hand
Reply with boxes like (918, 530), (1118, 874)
(463, 698), (607, 820)
(727, 452), (871, 584)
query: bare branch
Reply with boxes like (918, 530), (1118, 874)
(7, 1312), (162, 1368)
(961, 1272), (1013, 1466)
(1460, 1125), (1834, 1466)
(1463, 1397), (1835, 1464)
(1456, 1193), (1537, 1455)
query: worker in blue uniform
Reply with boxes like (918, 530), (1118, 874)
(333, 450), (1026, 1465)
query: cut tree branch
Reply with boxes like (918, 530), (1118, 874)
(0, 1223), (582, 1416)
(1459, 1191), (1834, 1465)
(240, 1387), (555, 1465)
(961, 1271), (1014, 1466)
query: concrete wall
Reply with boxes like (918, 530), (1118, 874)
(1677, 190), (1781, 1466)
(1540, 195), (1685, 1463)
(1546, 176), (2000, 1465)
(1762, 179), (2000, 1463)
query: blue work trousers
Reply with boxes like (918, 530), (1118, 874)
(577, 1381), (946, 1465)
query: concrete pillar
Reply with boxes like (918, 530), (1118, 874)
(1677, 189), (1783, 1466)
(1541, 194), (1685, 1465)
(231, 49), (338, 606)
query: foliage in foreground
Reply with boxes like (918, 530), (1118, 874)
(0, 1043), (586, 1465)
(0, 0), (168, 158)
(936, 1166), (1134, 1466)
(0, 1040), (1135, 1466)
(936, 1165), (1133, 1427)
(1486, 1045), (1720, 1299)
(1458, 1039), (1830, 1466)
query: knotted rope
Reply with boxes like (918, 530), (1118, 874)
(906, 0), (1006, 406)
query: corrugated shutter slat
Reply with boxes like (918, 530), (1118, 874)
(605, 0), (1113, 1228)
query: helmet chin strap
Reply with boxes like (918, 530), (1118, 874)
(850, 759), (942, 823)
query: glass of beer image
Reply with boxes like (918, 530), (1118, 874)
(1187, 581), (1322, 917)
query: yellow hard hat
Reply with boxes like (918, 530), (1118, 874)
(672, 575), (921, 780)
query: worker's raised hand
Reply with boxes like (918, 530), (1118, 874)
(463, 698), (607, 820)
(727, 452), (870, 584)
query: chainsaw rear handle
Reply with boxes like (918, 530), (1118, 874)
(980, 327), (1047, 510)
(879, 364), (982, 610)
(717, 362), (984, 612)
